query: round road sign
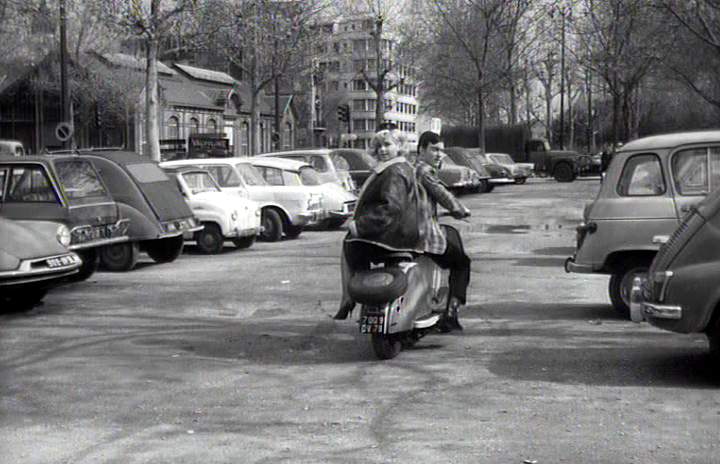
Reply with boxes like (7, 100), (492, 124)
(55, 122), (74, 142)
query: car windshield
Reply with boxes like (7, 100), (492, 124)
(54, 159), (112, 204)
(197, 164), (244, 188)
(488, 154), (514, 165)
(331, 150), (377, 170)
(440, 154), (457, 166)
(235, 163), (267, 186)
(299, 166), (322, 186)
(182, 171), (221, 194)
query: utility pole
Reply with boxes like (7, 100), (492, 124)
(274, 75), (280, 150)
(59, 0), (71, 148)
(559, 7), (566, 150)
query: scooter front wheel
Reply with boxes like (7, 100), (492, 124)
(371, 333), (402, 360)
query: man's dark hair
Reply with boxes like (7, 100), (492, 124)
(378, 121), (398, 131)
(418, 131), (442, 153)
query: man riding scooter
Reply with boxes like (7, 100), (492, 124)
(335, 129), (471, 332)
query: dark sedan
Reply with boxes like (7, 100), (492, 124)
(328, 149), (377, 192)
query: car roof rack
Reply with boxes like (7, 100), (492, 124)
(41, 146), (127, 155)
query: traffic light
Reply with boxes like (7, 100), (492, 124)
(337, 104), (350, 123)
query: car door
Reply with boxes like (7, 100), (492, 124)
(670, 146), (720, 219)
(0, 164), (67, 222)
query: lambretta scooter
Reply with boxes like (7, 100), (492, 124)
(348, 251), (449, 359)
(347, 218), (466, 359)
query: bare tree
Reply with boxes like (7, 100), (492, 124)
(205, 0), (326, 155)
(660, 0), (720, 113)
(577, 0), (671, 143)
(108, 0), (200, 161)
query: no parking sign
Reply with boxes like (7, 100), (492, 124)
(55, 122), (74, 142)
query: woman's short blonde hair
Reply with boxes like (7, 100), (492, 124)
(370, 129), (403, 157)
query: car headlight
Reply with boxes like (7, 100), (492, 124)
(56, 224), (71, 247)
(231, 211), (238, 221)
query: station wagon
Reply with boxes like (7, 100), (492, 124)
(566, 130), (720, 317)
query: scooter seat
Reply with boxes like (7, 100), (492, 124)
(348, 267), (409, 305)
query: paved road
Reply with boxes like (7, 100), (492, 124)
(2, 178), (719, 464)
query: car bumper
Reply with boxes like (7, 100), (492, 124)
(629, 276), (682, 322)
(297, 210), (328, 225)
(564, 256), (594, 273)
(0, 253), (82, 286)
(489, 177), (515, 184)
(227, 226), (260, 238)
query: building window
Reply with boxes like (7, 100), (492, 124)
(367, 99), (376, 111)
(241, 121), (249, 156)
(284, 122), (293, 148)
(353, 59), (365, 72)
(353, 39), (365, 53)
(167, 116), (180, 139)
(353, 119), (365, 131)
(331, 81), (339, 91)
(353, 80), (367, 91)
(189, 117), (200, 134)
(207, 118), (217, 133)
(353, 99), (365, 111)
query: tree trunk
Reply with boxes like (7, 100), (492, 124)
(145, 38), (161, 161)
(545, 83), (552, 142)
(611, 91), (621, 145)
(251, 91), (260, 155)
(477, 86), (486, 152)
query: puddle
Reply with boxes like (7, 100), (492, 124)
(473, 223), (569, 234)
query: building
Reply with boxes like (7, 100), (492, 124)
(104, 55), (298, 157)
(313, 14), (419, 149)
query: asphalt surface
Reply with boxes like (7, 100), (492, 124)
(2, 177), (719, 464)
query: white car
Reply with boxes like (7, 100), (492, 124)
(250, 157), (357, 229)
(486, 152), (534, 184)
(258, 149), (356, 193)
(163, 167), (261, 253)
(160, 158), (325, 241)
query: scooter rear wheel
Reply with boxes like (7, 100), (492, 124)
(371, 334), (402, 360)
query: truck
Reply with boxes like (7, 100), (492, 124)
(442, 124), (597, 182)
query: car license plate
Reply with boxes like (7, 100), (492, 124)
(46, 255), (77, 268)
(360, 314), (385, 334)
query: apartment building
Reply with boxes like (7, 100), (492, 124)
(314, 15), (419, 149)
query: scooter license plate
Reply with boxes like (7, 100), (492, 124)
(360, 314), (385, 334)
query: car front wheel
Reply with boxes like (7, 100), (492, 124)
(260, 209), (283, 242)
(99, 242), (140, 271)
(232, 235), (256, 249)
(609, 260), (649, 318)
(195, 224), (224, 254)
(145, 236), (184, 263)
(514, 177), (527, 185)
(553, 162), (576, 182)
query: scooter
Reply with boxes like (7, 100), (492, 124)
(347, 241), (453, 360)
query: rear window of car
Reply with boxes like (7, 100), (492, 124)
(126, 163), (169, 183)
(234, 163), (266, 186)
(181, 171), (221, 193)
(55, 159), (112, 203)
(672, 147), (720, 195)
(617, 153), (665, 196)
(4, 164), (59, 203)
(198, 164), (244, 188)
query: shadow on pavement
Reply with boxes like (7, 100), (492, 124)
(463, 301), (624, 322)
(486, 344), (720, 388)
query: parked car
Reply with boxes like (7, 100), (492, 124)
(462, 148), (515, 190)
(250, 157), (356, 229)
(486, 152), (533, 184)
(0, 155), (129, 280)
(258, 149), (356, 193)
(163, 166), (261, 253)
(327, 148), (377, 191)
(0, 217), (81, 310)
(442, 146), (492, 193)
(160, 158), (324, 241)
(565, 130), (720, 317)
(629, 185), (720, 354)
(438, 154), (483, 194)
(0, 140), (25, 157)
(81, 150), (201, 270)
